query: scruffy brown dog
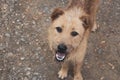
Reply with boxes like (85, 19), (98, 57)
(48, 0), (99, 80)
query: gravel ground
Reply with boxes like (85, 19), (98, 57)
(0, 0), (120, 80)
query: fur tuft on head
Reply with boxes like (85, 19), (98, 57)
(51, 8), (64, 21)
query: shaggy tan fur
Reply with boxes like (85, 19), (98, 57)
(48, 0), (100, 80)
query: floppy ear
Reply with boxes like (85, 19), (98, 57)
(51, 8), (64, 21)
(80, 16), (90, 29)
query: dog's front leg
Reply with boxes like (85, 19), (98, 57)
(74, 63), (83, 80)
(58, 62), (69, 79)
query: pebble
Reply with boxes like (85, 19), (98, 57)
(5, 33), (10, 37)
(24, 77), (29, 80)
(12, 67), (15, 70)
(43, 49), (47, 52)
(26, 71), (31, 76)
(33, 72), (39, 75)
(12, 21), (15, 24)
(15, 26), (20, 29)
(16, 41), (19, 45)
(0, 35), (3, 39)
(21, 38), (25, 42)
(100, 76), (105, 80)
(46, 18), (49, 22)
(36, 47), (41, 50)
(108, 63), (115, 69)
(7, 52), (13, 57)
(2, 4), (8, 12)
(16, 19), (20, 22)
(100, 41), (106, 44)
(20, 57), (25, 60)
(39, 57), (44, 62)
(32, 76), (38, 80)
(25, 67), (31, 71)
(32, 21), (36, 25)
(97, 48), (104, 54)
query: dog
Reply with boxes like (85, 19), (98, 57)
(48, 0), (100, 80)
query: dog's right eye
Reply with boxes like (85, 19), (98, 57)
(71, 31), (79, 37)
(56, 27), (62, 33)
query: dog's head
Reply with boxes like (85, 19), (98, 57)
(48, 8), (90, 62)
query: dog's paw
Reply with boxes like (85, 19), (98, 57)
(58, 70), (67, 79)
(74, 77), (83, 80)
(74, 75), (83, 80)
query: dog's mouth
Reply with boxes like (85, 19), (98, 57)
(55, 51), (67, 62)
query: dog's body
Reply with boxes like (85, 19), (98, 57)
(48, 0), (99, 80)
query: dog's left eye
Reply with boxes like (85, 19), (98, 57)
(71, 31), (79, 37)
(56, 27), (62, 33)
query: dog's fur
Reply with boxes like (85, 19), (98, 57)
(48, 0), (100, 80)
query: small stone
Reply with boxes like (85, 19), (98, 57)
(100, 76), (104, 80)
(32, 76), (38, 80)
(36, 47), (41, 50)
(7, 52), (13, 57)
(35, 39), (39, 42)
(25, 67), (31, 71)
(20, 57), (25, 60)
(27, 67), (31, 70)
(101, 41), (106, 44)
(22, 14), (25, 18)
(0, 35), (3, 39)
(12, 67), (15, 70)
(16, 19), (20, 22)
(40, 57), (44, 62)
(19, 3), (22, 6)
(43, 49), (47, 51)
(5, 33), (10, 37)
(38, 12), (43, 15)
(108, 63), (115, 69)
(97, 48), (103, 54)
(21, 38), (25, 42)
(24, 77), (29, 80)
(15, 26), (21, 29)
(34, 72), (39, 75)
(16, 41), (19, 44)
(2, 4), (8, 12)
(2, 50), (6, 53)
(86, 66), (90, 69)
(18, 62), (22, 66)
(32, 21), (36, 25)
(12, 21), (15, 23)
(26, 71), (31, 75)
(46, 18), (49, 22)
(6, 27), (9, 30)
(15, 13), (18, 16)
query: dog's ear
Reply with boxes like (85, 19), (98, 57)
(51, 8), (64, 21)
(80, 16), (90, 29)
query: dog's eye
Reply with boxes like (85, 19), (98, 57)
(71, 31), (79, 37)
(56, 27), (62, 33)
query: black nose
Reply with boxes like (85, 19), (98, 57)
(57, 44), (67, 53)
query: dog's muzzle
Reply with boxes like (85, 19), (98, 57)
(55, 44), (67, 62)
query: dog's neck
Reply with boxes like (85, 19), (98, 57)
(67, 0), (85, 9)
(65, 0), (88, 21)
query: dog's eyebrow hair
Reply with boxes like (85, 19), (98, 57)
(72, 28), (75, 30)
(61, 25), (64, 28)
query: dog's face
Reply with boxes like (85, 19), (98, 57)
(49, 8), (89, 62)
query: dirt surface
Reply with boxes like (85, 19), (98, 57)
(0, 0), (120, 80)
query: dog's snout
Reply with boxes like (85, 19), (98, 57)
(58, 44), (67, 53)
